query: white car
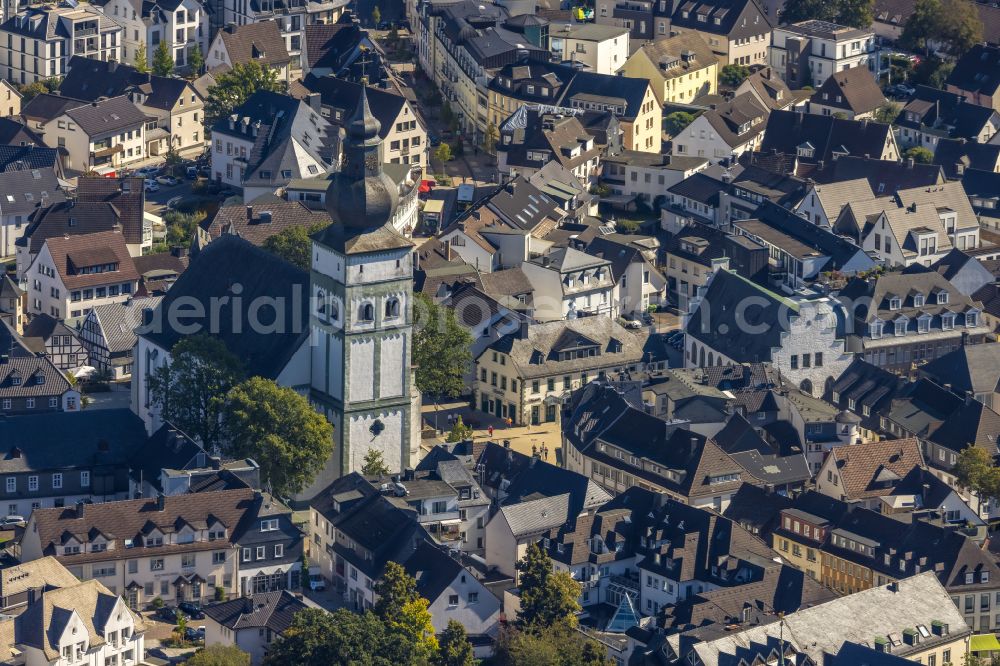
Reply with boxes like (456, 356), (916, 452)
(309, 574), (327, 591)
(623, 319), (642, 329)
(144, 179), (160, 193)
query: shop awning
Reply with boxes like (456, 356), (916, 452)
(972, 634), (1000, 653)
(418, 179), (435, 193)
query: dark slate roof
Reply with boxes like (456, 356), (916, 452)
(932, 138), (1000, 180)
(202, 591), (307, 634)
(60, 57), (191, 110)
(807, 155), (944, 195)
(140, 234), (309, 379)
(20, 93), (87, 124)
(685, 269), (798, 363)
(0, 144), (59, 171)
(330, 494), (422, 577)
(760, 110), (893, 163)
(831, 642), (915, 666)
(702, 93), (769, 149)
(0, 409), (145, 472)
(735, 200), (870, 271)
(0, 119), (44, 147)
(558, 70), (651, 122)
(0, 165), (63, 216)
(0, 354), (72, 399)
(128, 422), (208, 492)
(946, 44), (1000, 98)
(297, 74), (408, 142)
(722, 483), (793, 537)
(64, 96), (152, 137)
(810, 68), (887, 115)
(668, 172), (726, 205)
(303, 21), (380, 76)
(402, 540), (464, 604)
(666, 0), (772, 40)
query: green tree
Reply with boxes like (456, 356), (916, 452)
(835, 0), (875, 29)
(719, 64), (751, 87)
(18, 77), (59, 102)
(263, 609), (345, 666)
(148, 335), (245, 449)
(185, 645), (251, 666)
(372, 5), (382, 25)
(412, 293), (473, 397)
(927, 60), (955, 87)
(494, 624), (612, 666)
(188, 43), (204, 77)
(955, 446), (1000, 508)
(483, 121), (499, 153)
(516, 542), (581, 629)
(436, 620), (474, 666)
(223, 377), (333, 496)
(133, 42), (149, 74)
(903, 146), (935, 163)
(163, 210), (206, 247)
(361, 448), (391, 476)
(873, 101), (901, 124)
(901, 0), (941, 54)
(779, 0), (836, 24)
(262, 222), (330, 270)
(936, 0), (982, 55)
(664, 111), (695, 136)
(374, 561), (419, 619)
(445, 416), (473, 443)
(434, 142), (453, 163)
(153, 40), (175, 77)
(205, 62), (283, 124)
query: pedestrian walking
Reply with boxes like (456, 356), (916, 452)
(488, 425), (494, 438)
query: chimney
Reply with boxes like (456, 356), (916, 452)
(75, 501), (85, 519)
(108, 60), (117, 73)
(306, 92), (322, 112)
(228, 114), (237, 130)
(690, 436), (699, 456)
(905, 157), (915, 169)
(156, 494), (165, 511)
(246, 205), (253, 221)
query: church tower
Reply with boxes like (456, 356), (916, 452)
(307, 89), (419, 487)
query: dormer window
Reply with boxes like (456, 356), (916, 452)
(937, 291), (949, 305)
(894, 318), (907, 336)
(942, 313), (956, 330)
(967, 311), (980, 327)
(917, 314), (930, 334)
(913, 293), (924, 307)
(889, 297), (901, 310)
(869, 320), (884, 339)
(261, 518), (279, 532)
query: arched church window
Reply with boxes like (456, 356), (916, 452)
(360, 303), (374, 322)
(315, 289), (327, 319)
(330, 300), (340, 321)
(385, 298), (400, 318)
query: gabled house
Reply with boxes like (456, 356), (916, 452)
(945, 44), (1000, 111)
(473, 317), (647, 425)
(24, 230), (139, 321)
(302, 19), (382, 81)
(794, 178), (875, 227)
(0, 163), (65, 258)
(896, 85), (1000, 151)
(0, 275), (23, 333)
(402, 541), (501, 651)
(769, 20), (876, 88)
(586, 234), (667, 317)
(0, 556), (80, 616)
(295, 74), (426, 167)
(40, 96), (152, 175)
(1, 578), (146, 666)
(21, 313), (88, 370)
(759, 110), (899, 163)
(0, 346), (80, 416)
(920, 343), (1000, 411)
(734, 66), (803, 111)
(203, 591), (308, 665)
(210, 90), (336, 199)
(59, 57), (206, 158)
(79, 296), (163, 380)
(520, 247), (618, 321)
(813, 437), (924, 509)
(672, 92), (769, 162)
(619, 32), (718, 106)
(557, 70), (661, 152)
(809, 68), (888, 120)
(496, 106), (603, 184)
(206, 21), (291, 81)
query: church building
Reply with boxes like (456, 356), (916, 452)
(131, 89), (421, 502)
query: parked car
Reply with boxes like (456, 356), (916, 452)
(184, 626), (205, 642)
(177, 602), (204, 619)
(156, 175), (179, 186)
(623, 319), (642, 329)
(309, 573), (327, 591)
(2, 515), (25, 526)
(134, 166), (161, 178)
(185, 166), (199, 180)
(144, 179), (160, 193)
(889, 83), (915, 97)
(155, 606), (179, 623)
